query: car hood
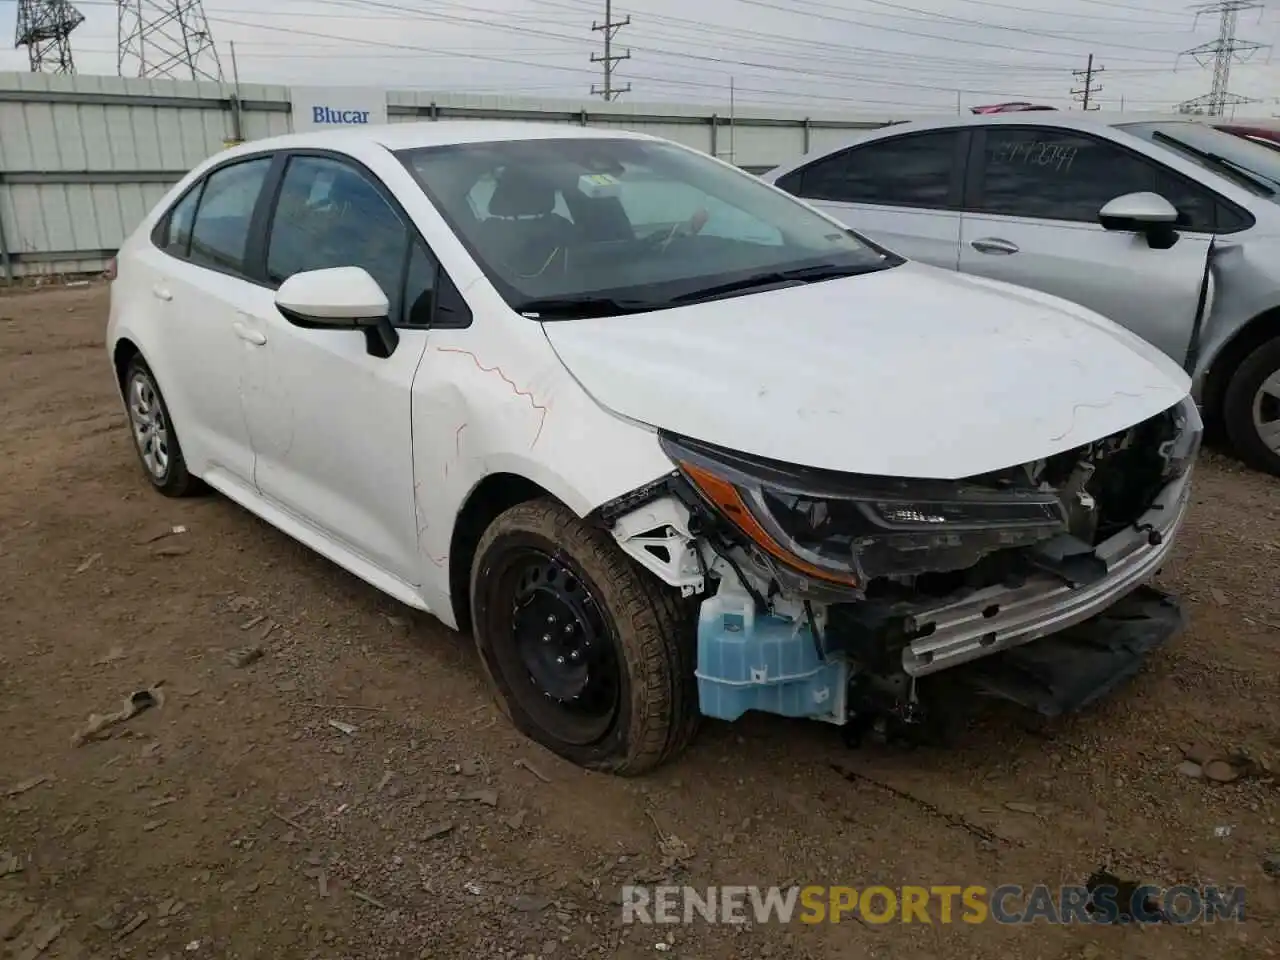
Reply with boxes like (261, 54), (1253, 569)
(541, 262), (1192, 479)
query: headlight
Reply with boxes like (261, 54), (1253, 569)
(1159, 396), (1203, 482)
(660, 434), (1068, 586)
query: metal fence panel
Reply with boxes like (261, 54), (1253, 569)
(0, 71), (902, 279)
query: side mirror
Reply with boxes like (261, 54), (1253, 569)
(1098, 192), (1180, 250)
(274, 266), (399, 358)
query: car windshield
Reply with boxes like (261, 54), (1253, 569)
(1119, 120), (1280, 196)
(397, 136), (896, 318)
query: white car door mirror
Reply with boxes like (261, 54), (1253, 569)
(275, 266), (389, 325)
(274, 267), (400, 358)
(1097, 192), (1180, 251)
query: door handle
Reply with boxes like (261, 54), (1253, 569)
(970, 237), (1020, 255)
(232, 320), (267, 346)
(152, 285), (173, 301)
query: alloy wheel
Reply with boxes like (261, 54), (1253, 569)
(127, 371), (170, 481)
(1251, 368), (1280, 455)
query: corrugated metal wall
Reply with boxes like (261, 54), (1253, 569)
(0, 71), (898, 280)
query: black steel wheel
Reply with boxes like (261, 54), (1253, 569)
(470, 498), (700, 775)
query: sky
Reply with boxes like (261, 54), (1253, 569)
(3, 0), (1280, 117)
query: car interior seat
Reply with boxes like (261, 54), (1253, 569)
(477, 167), (577, 276)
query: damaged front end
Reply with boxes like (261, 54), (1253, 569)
(608, 396), (1202, 731)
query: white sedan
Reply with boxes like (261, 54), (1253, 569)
(107, 121), (1200, 774)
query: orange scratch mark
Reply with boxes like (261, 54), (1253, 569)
(435, 347), (548, 447)
(427, 553), (448, 568)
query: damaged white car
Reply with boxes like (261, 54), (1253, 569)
(106, 122), (1201, 774)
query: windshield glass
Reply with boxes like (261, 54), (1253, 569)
(1119, 120), (1280, 194)
(397, 137), (895, 317)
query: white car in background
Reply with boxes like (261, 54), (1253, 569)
(107, 122), (1200, 774)
(764, 112), (1280, 477)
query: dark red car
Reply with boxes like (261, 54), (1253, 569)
(1214, 122), (1280, 152)
(969, 102), (1057, 115)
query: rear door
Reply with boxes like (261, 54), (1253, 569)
(772, 128), (967, 269)
(143, 154), (277, 488)
(957, 124), (1216, 363)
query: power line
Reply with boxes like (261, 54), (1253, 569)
(1177, 0), (1271, 116)
(207, 0), (1187, 99)
(255, 0), (1206, 66)
(928, 0), (1195, 23)
(590, 0), (630, 100)
(727, 0), (1197, 57)
(39, 0), (1226, 112)
(190, 10), (1190, 111)
(1072, 53), (1104, 110)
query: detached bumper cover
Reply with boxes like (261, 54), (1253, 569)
(954, 584), (1185, 717)
(902, 467), (1192, 677)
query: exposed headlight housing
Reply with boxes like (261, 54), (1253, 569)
(1158, 396), (1203, 482)
(660, 434), (1070, 586)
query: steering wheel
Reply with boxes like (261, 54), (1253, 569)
(641, 207), (710, 253)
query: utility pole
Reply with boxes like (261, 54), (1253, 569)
(728, 76), (735, 165)
(1176, 0), (1269, 117)
(117, 0), (224, 82)
(15, 0), (85, 74)
(590, 0), (631, 101)
(1071, 54), (1103, 111)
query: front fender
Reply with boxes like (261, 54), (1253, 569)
(409, 323), (675, 623)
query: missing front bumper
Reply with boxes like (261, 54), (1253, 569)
(952, 584), (1186, 717)
(691, 468), (1193, 725)
(900, 467), (1191, 677)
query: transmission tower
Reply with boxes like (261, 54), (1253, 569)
(1071, 53), (1104, 110)
(590, 0), (631, 101)
(117, 0), (224, 83)
(1176, 0), (1270, 117)
(14, 0), (85, 74)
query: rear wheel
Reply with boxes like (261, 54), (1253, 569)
(469, 498), (700, 775)
(1222, 337), (1280, 477)
(123, 356), (198, 497)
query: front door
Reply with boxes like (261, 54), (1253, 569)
(238, 153), (430, 586)
(958, 125), (1214, 364)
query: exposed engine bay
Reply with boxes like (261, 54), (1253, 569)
(604, 396), (1202, 735)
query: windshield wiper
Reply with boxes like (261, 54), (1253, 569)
(1150, 130), (1278, 196)
(515, 296), (662, 320)
(667, 262), (884, 305)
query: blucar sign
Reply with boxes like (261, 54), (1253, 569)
(291, 86), (387, 132)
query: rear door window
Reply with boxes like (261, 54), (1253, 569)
(160, 186), (201, 256)
(777, 131), (963, 209)
(187, 157), (274, 274)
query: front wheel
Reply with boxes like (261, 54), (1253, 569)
(469, 498), (700, 775)
(1222, 337), (1280, 477)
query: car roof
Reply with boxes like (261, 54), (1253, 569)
(228, 120), (657, 157)
(853, 110), (1203, 137)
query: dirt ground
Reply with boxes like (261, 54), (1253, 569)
(0, 281), (1277, 960)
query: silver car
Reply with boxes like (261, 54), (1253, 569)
(763, 113), (1280, 476)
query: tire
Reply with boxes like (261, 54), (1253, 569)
(469, 498), (700, 775)
(122, 356), (199, 497)
(1222, 336), (1280, 477)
